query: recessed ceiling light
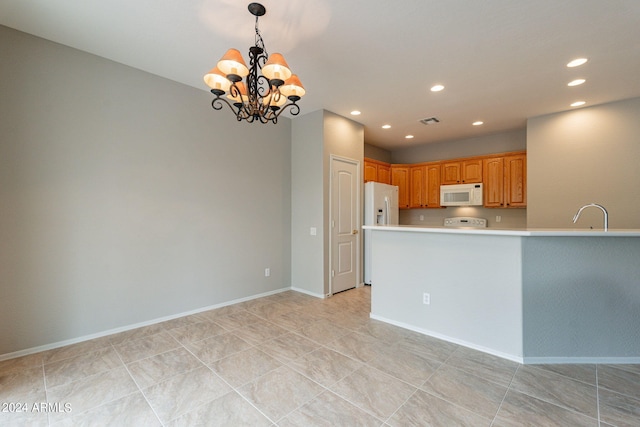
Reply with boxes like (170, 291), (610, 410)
(382, 124), (391, 129)
(568, 79), (586, 87)
(567, 58), (588, 68)
(405, 135), (414, 139)
(430, 84), (445, 92)
(350, 110), (361, 116)
(571, 101), (586, 107)
(472, 121), (484, 126)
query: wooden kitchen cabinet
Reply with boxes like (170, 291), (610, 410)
(441, 159), (482, 184)
(425, 163), (441, 207)
(409, 163), (441, 208)
(483, 153), (526, 208)
(364, 158), (391, 184)
(391, 164), (410, 209)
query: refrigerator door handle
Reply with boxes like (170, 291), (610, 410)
(384, 197), (390, 225)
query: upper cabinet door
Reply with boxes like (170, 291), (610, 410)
(505, 154), (526, 207)
(364, 160), (378, 182)
(461, 159), (483, 183)
(377, 164), (391, 184)
(391, 165), (410, 209)
(483, 157), (504, 207)
(441, 162), (461, 185)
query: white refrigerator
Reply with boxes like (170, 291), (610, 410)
(364, 182), (399, 285)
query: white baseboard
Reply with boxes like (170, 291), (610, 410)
(523, 356), (640, 364)
(0, 286), (291, 362)
(290, 286), (326, 299)
(370, 313), (525, 363)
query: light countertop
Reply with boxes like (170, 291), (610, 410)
(362, 225), (640, 237)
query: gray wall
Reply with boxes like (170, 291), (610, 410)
(291, 110), (364, 296)
(391, 129), (526, 164)
(527, 97), (640, 228)
(291, 111), (325, 296)
(364, 143), (391, 163)
(0, 26), (292, 356)
(522, 237), (640, 361)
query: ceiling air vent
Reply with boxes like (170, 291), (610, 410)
(419, 117), (440, 125)
(418, 117), (440, 125)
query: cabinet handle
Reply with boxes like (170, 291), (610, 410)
(352, 229), (359, 235)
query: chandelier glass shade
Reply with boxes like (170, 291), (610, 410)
(204, 3), (305, 124)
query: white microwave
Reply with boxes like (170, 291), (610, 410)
(440, 183), (483, 206)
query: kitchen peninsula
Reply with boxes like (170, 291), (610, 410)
(364, 225), (640, 364)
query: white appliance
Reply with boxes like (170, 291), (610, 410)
(364, 182), (399, 285)
(444, 217), (487, 228)
(440, 183), (483, 206)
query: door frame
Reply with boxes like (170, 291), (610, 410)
(328, 155), (361, 296)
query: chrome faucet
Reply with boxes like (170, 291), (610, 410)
(572, 203), (608, 231)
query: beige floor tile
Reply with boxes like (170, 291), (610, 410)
(246, 301), (292, 320)
(127, 347), (204, 389)
(510, 365), (598, 418)
(108, 323), (166, 345)
(368, 345), (441, 387)
(267, 309), (321, 331)
(143, 366), (231, 423)
(279, 390), (382, 427)
(158, 313), (204, 330)
(211, 311), (263, 330)
(44, 346), (123, 388)
(0, 403), (49, 427)
(288, 347), (362, 388)
(237, 365), (324, 422)
(0, 353), (43, 376)
(493, 389), (598, 427)
(42, 336), (112, 364)
(530, 363), (597, 385)
(325, 331), (388, 363)
(445, 346), (519, 387)
(395, 331), (459, 363)
(598, 364), (640, 399)
(52, 391), (160, 426)
(46, 366), (138, 424)
(185, 332), (253, 364)
(598, 388), (640, 427)
(388, 389), (491, 427)
(356, 319), (411, 343)
(421, 364), (508, 419)
(295, 318), (351, 345)
(257, 332), (320, 363)
(330, 365), (416, 420)
(168, 390), (272, 426)
(209, 347), (282, 388)
(233, 320), (288, 346)
(114, 331), (180, 363)
(0, 366), (45, 401)
(165, 320), (227, 344)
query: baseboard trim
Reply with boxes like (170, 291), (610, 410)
(0, 286), (291, 362)
(370, 313), (524, 363)
(290, 286), (326, 299)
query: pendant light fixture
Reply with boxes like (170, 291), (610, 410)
(204, 3), (305, 124)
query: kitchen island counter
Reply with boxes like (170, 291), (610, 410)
(364, 225), (640, 364)
(363, 224), (640, 236)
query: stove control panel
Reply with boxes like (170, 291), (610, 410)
(444, 217), (487, 228)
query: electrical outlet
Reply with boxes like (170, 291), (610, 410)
(423, 292), (430, 305)
(264, 268), (270, 277)
(496, 215), (502, 223)
(310, 227), (317, 236)
(419, 215), (424, 221)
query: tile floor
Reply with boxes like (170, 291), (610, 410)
(1, 286), (639, 426)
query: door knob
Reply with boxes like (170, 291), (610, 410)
(352, 229), (359, 235)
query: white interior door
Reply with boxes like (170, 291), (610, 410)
(330, 156), (360, 294)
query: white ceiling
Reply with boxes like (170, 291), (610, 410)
(2, 0), (640, 150)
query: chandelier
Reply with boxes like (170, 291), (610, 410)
(204, 3), (305, 124)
